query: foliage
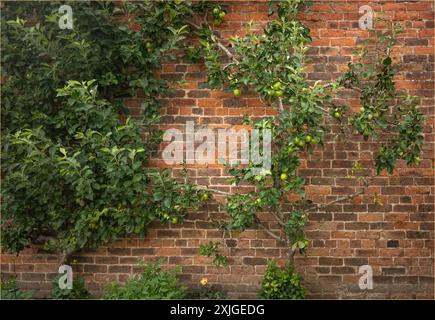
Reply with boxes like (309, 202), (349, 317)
(199, 241), (228, 267)
(259, 260), (305, 299)
(187, 277), (227, 299)
(0, 279), (34, 300)
(103, 261), (186, 299)
(189, 0), (424, 258)
(50, 275), (92, 299)
(1, 1), (203, 255)
(342, 21), (424, 174)
(285, 210), (308, 254)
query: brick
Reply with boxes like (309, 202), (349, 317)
(108, 265), (132, 273)
(107, 248), (131, 256)
(156, 230), (180, 238)
(387, 240), (400, 248)
(331, 267), (355, 274)
(319, 257), (343, 266)
(131, 248), (155, 255)
(182, 266), (205, 273)
(21, 273), (45, 281)
(382, 268), (406, 275)
(344, 258), (368, 266)
(84, 264), (108, 273)
(243, 257), (267, 266)
(406, 231), (432, 239)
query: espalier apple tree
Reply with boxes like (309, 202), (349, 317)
(189, 0), (424, 263)
(1, 1), (424, 297)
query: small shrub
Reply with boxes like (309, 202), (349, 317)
(50, 276), (92, 299)
(1, 279), (34, 299)
(187, 277), (227, 300)
(259, 260), (305, 299)
(104, 261), (186, 299)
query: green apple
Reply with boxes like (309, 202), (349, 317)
(273, 82), (281, 90)
(274, 90), (283, 97)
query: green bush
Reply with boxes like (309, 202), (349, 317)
(104, 261), (186, 299)
(187, 278), (227, 300)
(50, 276), (92, 299)
(1, 279), (34, 299)
(1, 1), (202, 256)
(259, 260), (305, 299)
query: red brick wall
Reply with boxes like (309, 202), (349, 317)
(1, 1), (434, 299)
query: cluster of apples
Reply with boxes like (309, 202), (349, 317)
(156, 209), (179, 224)
(288, 133), (319, 152)
(266, 81), (284, 98)
(359, 106), (380, 120)
(212, 7), (226, 25)
(233, 81), (285, 98)
(145, 41), (153, 53)
(332, 108), (341, 120)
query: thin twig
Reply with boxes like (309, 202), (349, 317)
(271, 210), (286, 227)
(60, 248), (76, 265)
(216, 40), (239, 64)
(188, 21), (239, 64)
(305, 189), (365, 212)
(199, 186), (234, 196)
(256, 220), (282, 241)
(278, 97), (284, 111)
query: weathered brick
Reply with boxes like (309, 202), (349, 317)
(243, 257), (267, 265)
(319, 257), (343, 266)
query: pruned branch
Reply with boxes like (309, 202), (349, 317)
(255, 220), (282, 242)
(188, 21), (239, 64)
(60, 248), (76, 265)
(305, 189), (365, 213)
(271, 210), (286, 227)
(216, 40), (239, 64)
(278, 97), (284, 111)
(199, 186), (234, 196)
